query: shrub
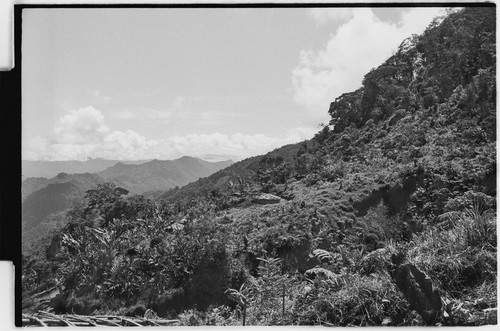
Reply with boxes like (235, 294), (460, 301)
(406, 205), (496, 296)
(51, 293), (102, 315)
(121, 303), (147, 317)
(439, 202), (496, 248)
(293, 271), (412, 326)
(359, 246), (396, 276)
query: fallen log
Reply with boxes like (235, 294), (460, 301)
(21, 311), (180, 327)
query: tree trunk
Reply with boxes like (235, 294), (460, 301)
(282, 285), (285, 317)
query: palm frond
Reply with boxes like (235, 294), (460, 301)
(311, 249), (333, 263)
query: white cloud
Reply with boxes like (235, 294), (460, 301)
(292, 7), (443, 124)
(309, 8), (355, 25)
(161, 128), (316, 161)
(51, 106), (110, 145)
(397, 8), (447, 36)
(23, 106), (318, 162)
(284, 126), (318, 143)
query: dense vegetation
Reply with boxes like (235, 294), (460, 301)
(22, 8), (496, 326)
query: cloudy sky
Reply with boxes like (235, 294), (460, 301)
(22, 6), (446, 162)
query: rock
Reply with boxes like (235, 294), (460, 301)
(251, 193), (280, 205)
(395, 263), (442, 325)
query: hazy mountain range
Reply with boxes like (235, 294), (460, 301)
(22, 158), (150, 179)
(22, 156), (233, 242)
(98, 156), (233, 194)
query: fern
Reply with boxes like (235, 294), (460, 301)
(305, 267), (337, 282)
(304, 267), (346, 293)
(438, 203), (496, 248)
(110, 256), (123, 276)
(61, 233), (80, 251)
(256, 257), (282, 278)
(311, 249), (333, 263)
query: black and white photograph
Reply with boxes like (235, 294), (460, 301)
(13, 2), (497, 327)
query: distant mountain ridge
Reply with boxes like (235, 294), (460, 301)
(22, 156), (233, 243)
(22, 175), (103, 229)
(21, 172), (106, 243)
(98, 156), (234, 194)
(22, 158), (150, 179)
(22, 172), (104, 200)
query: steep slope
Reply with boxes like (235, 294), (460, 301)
(22, 182), (80, 230)
(22, 173), (105, 243)
(22, 177), (50, 200)
(98, 156), (233, 194)
(147, 8), (496, 322)
(158, 143), (301, 203)
(22, 172), (104, 200)
(160, 7), (496, 220)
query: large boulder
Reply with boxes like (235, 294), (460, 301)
(251, 193), (280, 205)
(395, 263), (442, 325)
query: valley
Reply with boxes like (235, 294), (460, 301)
(21, 156), (233, 244)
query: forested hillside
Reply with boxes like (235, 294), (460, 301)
(22, 173), (105, 244)
(21, 157), (232, 246)
(22, 8), (496, 326)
